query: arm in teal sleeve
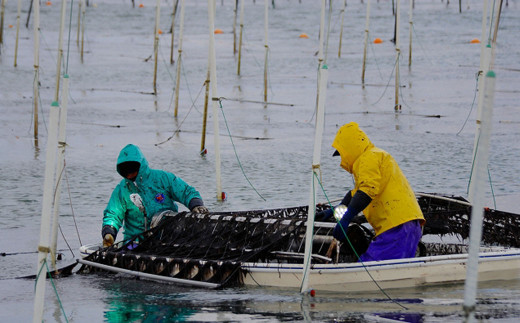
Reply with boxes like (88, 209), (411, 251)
(102, 184), (127, 237)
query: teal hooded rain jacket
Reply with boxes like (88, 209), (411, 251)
(102, 144), (203, 241)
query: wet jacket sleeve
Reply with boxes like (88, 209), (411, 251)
(102, 184), (127, 238)
(164, 172), (203, 210)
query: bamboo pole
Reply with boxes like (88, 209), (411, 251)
(0, 0), (5, 46)
(80, 0), (85, 63)
(33, 0), (40, 145)
(173, 0), (185, 118)
(76, 0), (81, 47)
(408, 0), (413, 67)
(463, 70), (496, 323)
(361, 0), (371, 85)
(170, 0), (179, 65)
(394, 0), (401, 112)
(14, 0), (22, 67)
(237, 0), (244, 75)
(200, 72), (210, 154)
(233, 0), (238, 54)
(208, 0), (223, 201)
(263, 0), (268, 103)
(32, 101), (60, 323)
(54, 0), (68, 103)
(338, 0), (346, 58)
(301, 0), (327, 294)
(153, 0), (161, 95)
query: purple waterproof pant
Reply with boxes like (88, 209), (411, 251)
(359, 220), (422, 262)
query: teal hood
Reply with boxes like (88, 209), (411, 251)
(116, 144), (149, 178)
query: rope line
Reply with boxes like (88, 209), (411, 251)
(456, 73), (480, 136)
(34, 259), (69, 322)
(217, 98), (266, 201)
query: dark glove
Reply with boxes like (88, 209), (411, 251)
(192, 205), (209, 214)
(315, 208), (334, 222)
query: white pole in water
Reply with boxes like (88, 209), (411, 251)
(14, 0), (22, 66)
(408, 0), (413, 67)
(233, 0), (238, 54)
(32, 0), (40, 145)
(301, 64), (328, 294)
(0, 0), (4, 46)
(263, 0), (268, 102)
(301, 0), (327, 294)
(361, 0), (371, 85)
(394, 0), (401, 112)
(237, 0), (244, 75)
(153, 0), (161, 95)
(170, 0), (179, 65)
(33, 102), (60, 323)
(338, 0), (346, 58)
(50, 75), (70, 269)
(469, 0), (491, 201)
(463, 70), (496, 323)
(49, 0), (69, 269)
(208, 0), (223, 201)
(173, 0), (185, 118)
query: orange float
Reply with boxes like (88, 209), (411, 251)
(214, 29), (223, 34)
(373, 38), (383, 44)
(299, 33), (309, 39)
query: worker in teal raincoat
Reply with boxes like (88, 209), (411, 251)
(102, 144), (208, 247)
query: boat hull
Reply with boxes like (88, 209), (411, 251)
(242, 249), (520, 292)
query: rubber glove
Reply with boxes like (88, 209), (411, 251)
(332, 208), (356, 242)
(103, 234), (114, 247)
(192, 205), (209, 214)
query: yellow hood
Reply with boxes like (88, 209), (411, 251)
(332, 122), (374, 173)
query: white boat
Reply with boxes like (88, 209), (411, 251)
(77, 193), (520, 292)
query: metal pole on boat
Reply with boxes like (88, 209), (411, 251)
(408, 0), (413, 67)
(338, 0), (346, 58)
(462, 70), (496, 323)
(263, 0), (268, 103)
(14, 0), (22, 67)
(361, 0), (371, 85)
(301, 0), (327, 294)
(170, 0), (179, 65)
(394, 0), (401, 112)
(237, 0), (244, 75)
(173, 0), (185, 118)
(208, 0), (223, 200)
(33, 0), (40, 146)
(33, 101), (60, 323)
(153, 0), (161, 95)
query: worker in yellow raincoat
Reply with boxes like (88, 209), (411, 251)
(325, 122), (425, 262)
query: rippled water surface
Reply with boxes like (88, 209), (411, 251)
(1, 0), (520, 321)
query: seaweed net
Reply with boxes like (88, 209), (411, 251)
(79, 194), (520, 287)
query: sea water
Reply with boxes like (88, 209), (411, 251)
(1, 0), (520, 321)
